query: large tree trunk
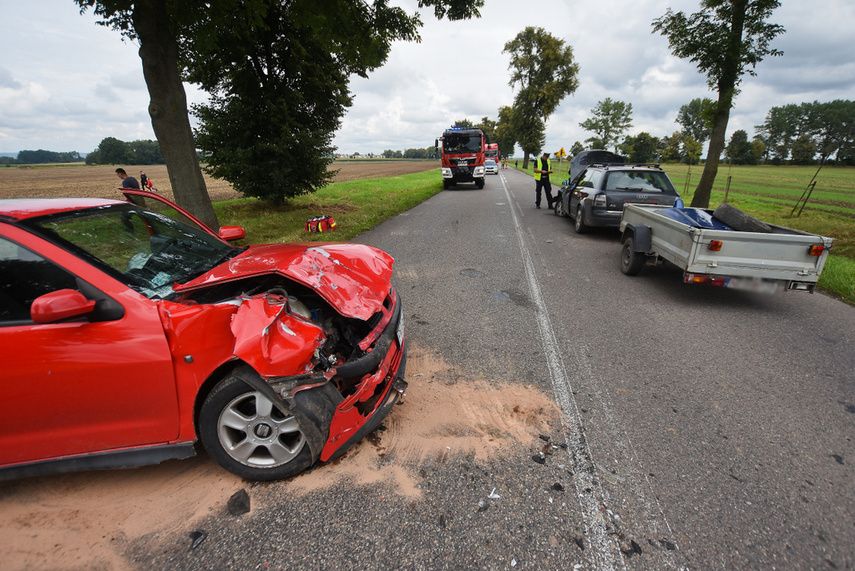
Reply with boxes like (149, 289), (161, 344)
(133, 0), (220, 230)
(691, 98), (731, 208)
(690, 0), (747, 209)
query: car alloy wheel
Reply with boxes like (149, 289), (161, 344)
(200, 372), (337, 480)
(216, 390), (305, 467)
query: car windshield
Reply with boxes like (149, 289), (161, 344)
(28, 204), (240, 299)
(603, 170), (677, 193)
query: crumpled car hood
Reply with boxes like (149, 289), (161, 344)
(175, 242), (394, 320)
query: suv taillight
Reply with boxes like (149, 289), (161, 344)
(594, 194), (607, 207)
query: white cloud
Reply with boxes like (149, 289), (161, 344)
(0, 0), (852, 158)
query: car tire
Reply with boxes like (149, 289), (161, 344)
(554, 198), (566, 217)
(620, 237), (644, 276)
(199, 371), (337, 481)
(574, 206), (589, 234)
(712, 203), (771, 233)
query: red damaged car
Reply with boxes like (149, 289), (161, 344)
(0, 191), (406, 480)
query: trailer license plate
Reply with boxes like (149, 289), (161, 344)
(726, 277), (780, 294)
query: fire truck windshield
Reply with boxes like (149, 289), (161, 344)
(443, 133), (482, 154)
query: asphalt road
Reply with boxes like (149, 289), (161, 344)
(145, 167), (854, 570)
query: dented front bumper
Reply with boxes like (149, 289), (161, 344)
(256, 288), (407, 462)
(320, 292), (407, 461)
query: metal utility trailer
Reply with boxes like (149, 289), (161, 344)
(619, 203), (834, 293)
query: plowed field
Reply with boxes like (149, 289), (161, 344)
(0, 160), (437, 202)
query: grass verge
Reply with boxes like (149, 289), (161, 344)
(213, 169), (443, 244)
(819, 256), (855, 303)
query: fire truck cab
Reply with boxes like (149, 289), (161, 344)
(436, 127), (486, 189)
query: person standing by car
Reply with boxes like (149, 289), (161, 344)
(115, 168), (141, 189)
(533, 151), (554, 209)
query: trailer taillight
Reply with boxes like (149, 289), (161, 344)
(684, 273), (727, 287)
(808, 244), (826, 256)
(708, 240), (723, 251)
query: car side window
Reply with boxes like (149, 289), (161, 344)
(586, 170), (604, 189)
(0, 236), (79, 323)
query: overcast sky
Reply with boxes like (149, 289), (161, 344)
(1, 0), (853, 157)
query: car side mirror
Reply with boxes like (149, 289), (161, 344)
(31, 289), (96, 324)
(219, 226), (246, 242)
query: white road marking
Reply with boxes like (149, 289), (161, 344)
(500, 176), (623, 571)
(500, 173), (680, 569)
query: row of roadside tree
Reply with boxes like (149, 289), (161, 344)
(469, 95), (854, 169)
(1, 138), (164, 167)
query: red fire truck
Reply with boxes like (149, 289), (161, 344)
(436, 127), (486, 189)
(485, 143), (499, 164)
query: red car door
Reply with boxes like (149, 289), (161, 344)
(0, 228), (180, 466)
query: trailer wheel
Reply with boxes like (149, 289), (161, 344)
(712, 203), (771, 233)
(620, 237), (644, 276)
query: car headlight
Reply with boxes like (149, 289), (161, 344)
(441, 167), (452, 178)
(475, 166), (485, 176)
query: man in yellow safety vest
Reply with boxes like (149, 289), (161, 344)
(533, 151), (554, 209)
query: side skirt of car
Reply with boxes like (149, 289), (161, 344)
(0, 442), (196, 481)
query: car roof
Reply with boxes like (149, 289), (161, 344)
(0, 197), (125, 221)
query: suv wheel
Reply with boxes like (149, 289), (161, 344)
(574, 206), (589, 234)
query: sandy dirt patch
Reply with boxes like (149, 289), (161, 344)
(0, 161), (437, 203)
(285, 346), (560, 498)
(0, 343), (560, 570)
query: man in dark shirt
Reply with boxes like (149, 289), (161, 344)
(115, 168), (141, 189)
